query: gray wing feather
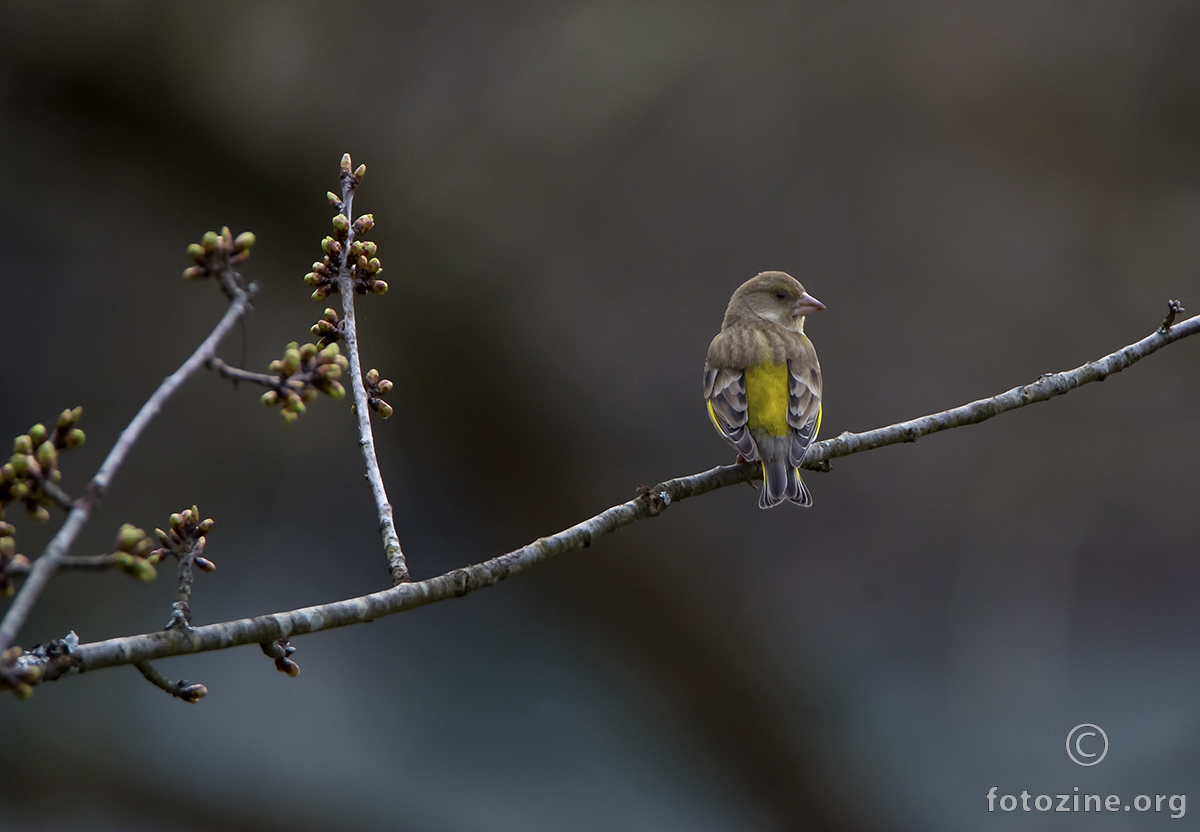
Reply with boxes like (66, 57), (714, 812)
(787, 359), (822, 467)
(704, 366), (758, 460)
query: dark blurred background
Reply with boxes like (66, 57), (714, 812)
(1, 2), (1199, 830)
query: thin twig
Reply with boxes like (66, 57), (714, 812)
(0, 287), (254, 653)
(40, 481), (75, 512)
(334, 162), (407, 584)
(166, 544), (198, 631)
(134, 660), (207, 703)
(19, 309), (1198, 686)
(3, 555), (123, 580)
(207, 358), (280, 389)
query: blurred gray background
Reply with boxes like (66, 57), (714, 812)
(1, 2), (1199, 830)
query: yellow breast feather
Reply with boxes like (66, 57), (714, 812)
(744, 363), (790, 436)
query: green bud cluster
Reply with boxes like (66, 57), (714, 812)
(0, 646), (42, 699)
(151, 506), (215, 571)
(1, 408), (85, 523)
(348, 230), (388, 296)
(310, 307), (344, 348)
(0, 521), (28, 596)
(183, 226), (255, 281)
(363, 368), (395, 419)
(112, 523), (158, 581)
(302, 154), (387, 300)
(261, 341), (349, 423)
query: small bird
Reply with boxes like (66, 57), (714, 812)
(704, 271), (825, 508)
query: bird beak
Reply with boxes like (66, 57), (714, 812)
(794, 292), (826, 317)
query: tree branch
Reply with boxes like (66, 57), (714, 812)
(332, 157), (407, 584)
(805, 306), (1198, 469)
(0, 287), (255, 653)
(18, 308), (1197, 688)
(134, 660), (207, 703)
(206, 358), (280, 389)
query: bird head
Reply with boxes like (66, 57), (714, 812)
(724, 271), (825, 331)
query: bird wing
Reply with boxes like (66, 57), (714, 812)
(704, 365), (758, 460)
(787, 356), (822, 467)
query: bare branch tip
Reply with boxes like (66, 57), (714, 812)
(1159, 299), (1185, 334)
(135, 660), (207, 703)
(261, 638), (299, 677)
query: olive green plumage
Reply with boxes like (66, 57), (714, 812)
(704, 271), (825, 508)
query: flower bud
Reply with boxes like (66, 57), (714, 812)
(117, 524), (143, 550)
(180, 683), (208, 703)
(35, 441), (57, 471)
(132, 559), (157, 581)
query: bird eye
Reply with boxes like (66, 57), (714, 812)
(774, 290), (787, 299)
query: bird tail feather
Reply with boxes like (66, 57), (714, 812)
(759, 459), (813, 509)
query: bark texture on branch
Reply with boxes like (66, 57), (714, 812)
(0, 288), (255, 654)
(19, 310), (1194, 687)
